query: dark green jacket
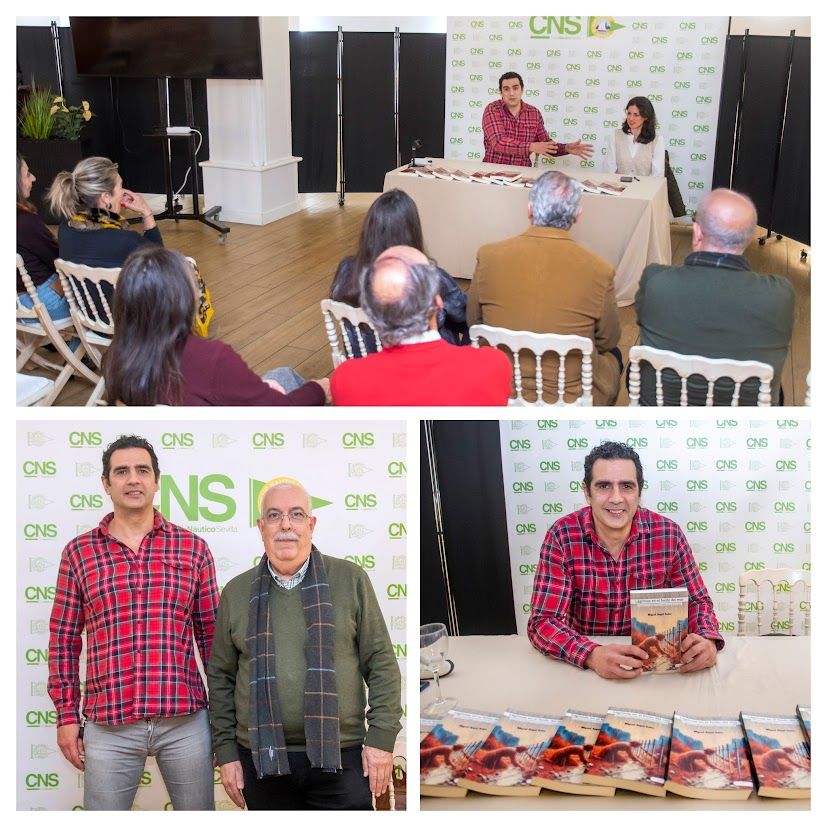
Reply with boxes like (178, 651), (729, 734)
(207, 553), (402, 765)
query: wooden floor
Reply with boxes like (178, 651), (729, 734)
(32, 192), (811, 407)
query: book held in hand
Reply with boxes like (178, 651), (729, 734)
(630, 586), (689, 673)
(456, 709), (561, 796)
(532, 710), (616, 796)
(583, 707), (672, 796)
(741, 712), (811, 799)
(420, 708), (498, 797)
(665, 713), (754, 800)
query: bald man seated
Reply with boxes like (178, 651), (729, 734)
(635, 188), (795, 405)
(330, 246), (512, 405)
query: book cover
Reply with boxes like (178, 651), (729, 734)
(450, 170), (472, 182)
(580, 179), (626, 195)
(796, 705), (811, 744)
(456, 709), (560, 796)
(430, 167), (453, 180)
(741, 712), (811, 799)
(630, 587), (689, 673)
(532, 710), (616, 796)
(583, 707), (672, 796)
(420, 708), (498, 797)
(665, 713), (754, 800)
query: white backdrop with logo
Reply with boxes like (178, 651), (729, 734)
(17, 420), (407, 811)
(499, 418), (810, 636)
(445, 16), (729, 211)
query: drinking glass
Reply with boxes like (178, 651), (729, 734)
(420, 622), (456, 715)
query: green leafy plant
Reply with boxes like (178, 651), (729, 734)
(50, 96), (94, 140)
(18, 84), (55, 140)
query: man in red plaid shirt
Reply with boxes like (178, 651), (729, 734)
(528, 441), (723, 679)
(48, 435), (219, 809)
(482, 72), (594, 167)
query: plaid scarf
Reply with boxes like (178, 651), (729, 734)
(246, 547), (341, 778)
(68, 208), (129, 231)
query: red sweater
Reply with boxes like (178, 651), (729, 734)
(330, 339), (512, 406)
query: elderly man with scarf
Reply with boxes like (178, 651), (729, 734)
(207, 479), (402, 810)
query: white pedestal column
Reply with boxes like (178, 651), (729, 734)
(201, 16), (301, 225)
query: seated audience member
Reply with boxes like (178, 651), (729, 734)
(47, 156), (162, 267)
(102, 247), (328, 406)
(331, 188), (468, 350)
(528, 441), (723, 679)
(468, 170), (622, 405)
(605, 96), (665, 177)
(330, 246), (512, 406)
(635, 188), (795, 405)
(16, 154), (72, 323)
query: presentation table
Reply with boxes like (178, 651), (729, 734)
(384, 159), (672, 306)
(420, 635), (810, 810)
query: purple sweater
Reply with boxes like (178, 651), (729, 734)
(17, 207), (59, 291)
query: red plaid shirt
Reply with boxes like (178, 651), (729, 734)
(48, 510), (219, 726)
(527, 506), (722, 668)
(482, 99), (569, 166)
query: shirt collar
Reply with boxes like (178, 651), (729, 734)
(98, 508), (168, 537)
(684, 250), (751, 271)
(268, 554), (311, 590)
(397, 329), (441, 346)
(582, 505), (649, 548)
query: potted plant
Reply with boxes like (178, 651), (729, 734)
(18, 82), (95, 222)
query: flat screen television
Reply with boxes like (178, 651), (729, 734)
(69, 17), (263, 79)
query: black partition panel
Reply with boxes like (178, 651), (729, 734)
(420, 421), (516, 635)
(399, 33), (446, 163)
(289, 31), (338, 193)
(712, 33), (810, 245)
(342, 32), (396, 192)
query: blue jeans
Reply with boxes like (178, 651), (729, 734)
(82, 709), (214, 810)
(264, 367), (306, 393)
(18, 273), (79, 351)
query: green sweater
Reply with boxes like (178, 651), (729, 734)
(207, 553), (402, 766)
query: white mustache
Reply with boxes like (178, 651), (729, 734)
(274, 531), (299, 542)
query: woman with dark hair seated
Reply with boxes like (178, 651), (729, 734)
(330, 188), (467, 352)
(606, 96), (665, 177)
(102, 246), (328, 406)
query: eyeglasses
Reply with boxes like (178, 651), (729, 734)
(261, 509), (310, 525)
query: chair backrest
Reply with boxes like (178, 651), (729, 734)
(737, 568), (810, 636)
(55, 258), (121, 338)
(16, 255), (40, 325)
(628, 345), (773, 407)
(805, 370), (811, 406)
(16, 373), (55, 406)
(469, 324), (594, 406)
(320, 298), (382, 368)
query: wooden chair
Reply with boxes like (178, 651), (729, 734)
(469, 324), (594, 406)
(805, 370), (811, 406)
(55, 258), (121, 406)
(16, 373), (55, 406)
(737, 568), (810, 636)
(320, 298), (382, 368)
(16, 254), (98, 405)
(628, 345), (773, 407)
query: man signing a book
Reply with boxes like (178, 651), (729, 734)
(527, 441), (723, 679)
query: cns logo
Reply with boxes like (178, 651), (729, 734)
(344, 555), (375, 570)
(161, 432), (194, 449)
(68, 431), (102, 448)
(23, 523), (58, 541)
(387, 461), (406, 478)
(160, 474), (236, 522)
(528, 16), (624, 38)
(25, 709), (57, 728)
(386, 583), (407, 600)
(388, 522), (406, 539)
(251, 432), (285, 449)
(70, 494), (104, 511)
(26, 772), (59, 790)
(344, 494), (377, 511)
(343, 432), (374, 448)
(23, 460), (57, 478)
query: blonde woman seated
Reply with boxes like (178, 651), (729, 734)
(605, 96), (665, 177)
(102, 247), (329, 406)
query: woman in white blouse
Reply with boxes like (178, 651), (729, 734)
(606, 96), (665, 177)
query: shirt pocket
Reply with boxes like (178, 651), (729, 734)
(150, 556), (197, 616)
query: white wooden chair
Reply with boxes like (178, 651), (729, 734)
(628, 345), (773, 407)
(55, 258), (121, 406)
(16, 254), (98, 405)
(469, 324), (594, 406)
(16, 373), (55, 406)
(320, 298), (382, 368)
(737, 568), (810, 636)
(805, 370), (811, 406)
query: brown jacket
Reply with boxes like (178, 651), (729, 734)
(467, 226), (621, 405)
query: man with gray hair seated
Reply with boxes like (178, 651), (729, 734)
(468, 170), (622, 405)
(635, 188), (795, 405)
(330, 246), (512, 405)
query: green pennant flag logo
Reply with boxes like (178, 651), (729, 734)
(588, 17), (624, 38)
(249, 478), (333, 525)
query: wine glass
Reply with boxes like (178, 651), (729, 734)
(420, 622), (456, 715)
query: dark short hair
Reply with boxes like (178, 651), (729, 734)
(102, 435), (160, 481)
(583, 441), (644, 490)
(499, 71), (524, 90)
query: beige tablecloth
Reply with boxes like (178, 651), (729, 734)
(420, 635), (810, 811)
(384, 159), (672, 306)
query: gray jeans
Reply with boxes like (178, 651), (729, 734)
(82, 709), (214, 810)
(263, 367), (306, 393)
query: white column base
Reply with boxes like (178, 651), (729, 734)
(200, 156), (302, 225)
